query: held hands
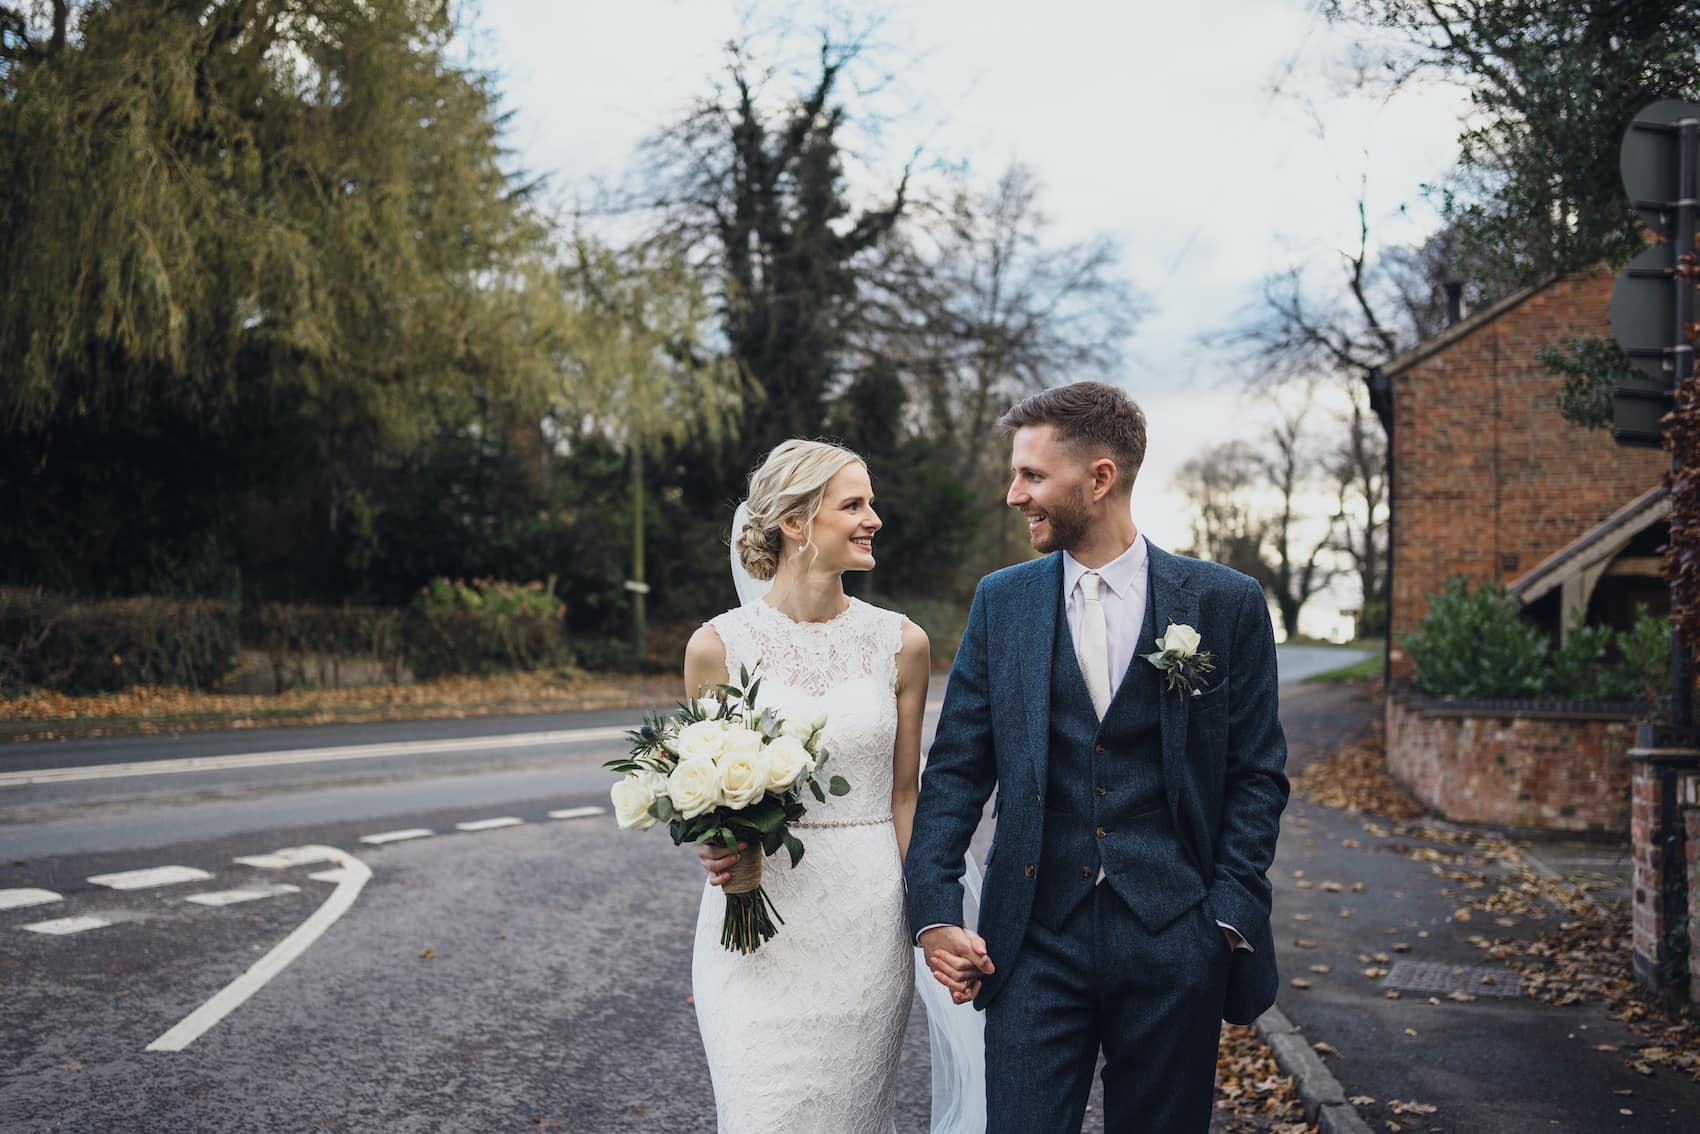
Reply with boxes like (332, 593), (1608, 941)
(697, 840), (747, 887)
(920, 925), (995, 1005)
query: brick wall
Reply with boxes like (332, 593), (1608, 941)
(1386, 694), (1632, 832)
(1387, 271), (1667, 679)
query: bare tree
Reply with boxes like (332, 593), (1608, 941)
(1171, 390), (1341, 639)
(868, 162), (1143, 563)
(1173, 441), (1270, 583)
(1326, 387), (1389, 636)
(1254, 390), (1341, 639)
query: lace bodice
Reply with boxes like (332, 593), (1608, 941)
(709, 597), (904, 823)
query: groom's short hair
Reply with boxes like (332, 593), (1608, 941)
(1000, 381), (1147, 488)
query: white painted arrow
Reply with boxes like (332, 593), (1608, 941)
(146, 845), (370, 1053)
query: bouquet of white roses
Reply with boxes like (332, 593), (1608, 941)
(606, 663), (849, 954)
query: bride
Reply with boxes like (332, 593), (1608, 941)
(683, 439), (983, 1134)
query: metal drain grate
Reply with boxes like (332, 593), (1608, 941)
(1382, 960), (1521, 999)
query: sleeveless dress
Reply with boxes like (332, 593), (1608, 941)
(694, 597), (916, 1134)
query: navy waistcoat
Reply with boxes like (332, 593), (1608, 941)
(1031, 575), (1207, 934)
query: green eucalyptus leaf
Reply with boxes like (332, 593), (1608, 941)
(828, 775), (851, 797)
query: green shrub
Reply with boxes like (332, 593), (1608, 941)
(250, 603), (411, 690)
(0, 588), (239, 694)
(1402, 577), (1549, 699)
(1405, 578), (1674, 708)
(409, 577), (569, 678)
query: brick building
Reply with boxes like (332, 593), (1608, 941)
(1384, 269), (1668, 678)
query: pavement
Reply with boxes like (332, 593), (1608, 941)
(1261, 680), (1698, 1134)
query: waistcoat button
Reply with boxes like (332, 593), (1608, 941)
(1024, 864), (1036, 878)
(1096, 786), (1108, 796)
(1095, 826), (1107, 838)
(1095, 743), (1106, 754)
(1080, 866), (1091, 879)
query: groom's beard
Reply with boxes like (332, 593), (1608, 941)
(1026, 487), (1092, 554)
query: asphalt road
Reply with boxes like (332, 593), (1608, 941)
(0, 645), (1368, 1132)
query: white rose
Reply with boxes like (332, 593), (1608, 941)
(675, 719), (727, 763)
(717, 748), (770, 808)
(721, 727), (765, 762)
(611, 776), (659, 830)
(764, 735), (815, 792)
(1158, 623), (1202, 657)
(637, 768), (671, 798)
(668, 757), (723, 819)
(778, 714), (815, 743)
(695, 696), (722, 720)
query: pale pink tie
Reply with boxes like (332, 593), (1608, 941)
(1078, 572), (1112, 719)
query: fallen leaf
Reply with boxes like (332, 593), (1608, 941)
(1290, 978), (1312, 990)
(1403, 1028), (1419, 1037)
(1309, 964), (1332, 974)
(419, 948), (436, 960)
(1349, 1095), (1377, 1105)
(1313, 1041), (1340, 1056)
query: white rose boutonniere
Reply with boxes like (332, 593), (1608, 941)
(1144, 622), (1215, 697)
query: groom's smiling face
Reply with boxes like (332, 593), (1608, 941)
(1007, 425), (1095, 554)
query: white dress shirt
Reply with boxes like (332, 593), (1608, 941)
(1062, 536), (1149, 702)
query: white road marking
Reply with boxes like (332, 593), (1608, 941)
(455, 817), (523, 832)
(358, 828), (434, 845)
(185, 884), (301, 907)
(23, 914), (112, 935)
(88, 866), (214, 891)
(0, 888), (62, 910)
(306, 867), (353, 883)
(547, 806), (607, 820)
(0, 726), (632, 787)
(233, 846), (338, 870)
(146, 845), (370, 1053)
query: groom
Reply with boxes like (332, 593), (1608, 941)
(907, 381), (1289, 1133)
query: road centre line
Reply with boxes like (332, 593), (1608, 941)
(23, 914), (112, 935)
(359, 828), (434, 845)
(0, 888), (62, 910)
(547, 806), (606, 820)
(88, 865), (214, 890)
(455, 817), (524, 831)
(234, 846), (338, 870)
(146, 845), (370, 1053)
(0, 725), (633, 787)
(185, 884), (301, 907)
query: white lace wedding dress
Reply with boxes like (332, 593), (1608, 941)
(694, 596), (915, 1134)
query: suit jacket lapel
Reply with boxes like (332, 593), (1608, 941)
(1018, 553), (1063, 795)
(1147, 545), (1199, 817)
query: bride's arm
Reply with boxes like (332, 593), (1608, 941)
(683, 624), (730, 699)
(684, 625), (737, 885)
(891, 618), (931, 866)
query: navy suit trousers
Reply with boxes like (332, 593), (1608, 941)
(984, 885), (1230, 1134)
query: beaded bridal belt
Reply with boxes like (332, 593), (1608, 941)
(792, 813), (893, 829)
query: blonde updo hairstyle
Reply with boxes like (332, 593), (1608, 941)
(737, 439), (866, 582)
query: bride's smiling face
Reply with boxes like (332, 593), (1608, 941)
(782, 461), (881, 575)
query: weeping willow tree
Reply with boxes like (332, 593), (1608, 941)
(560, 236), (743, 657)
(0, 0), (572, 595)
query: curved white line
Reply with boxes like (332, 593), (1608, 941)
(145, 845), (370, 1052)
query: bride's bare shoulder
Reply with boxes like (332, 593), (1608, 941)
(684, 622), (729, 693)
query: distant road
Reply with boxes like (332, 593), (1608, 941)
(1273, 644), (1377, 685)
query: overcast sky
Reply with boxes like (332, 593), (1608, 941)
(466, 0), (1476, 636)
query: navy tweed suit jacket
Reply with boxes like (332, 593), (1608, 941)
(905, 544), (1290, 1026)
